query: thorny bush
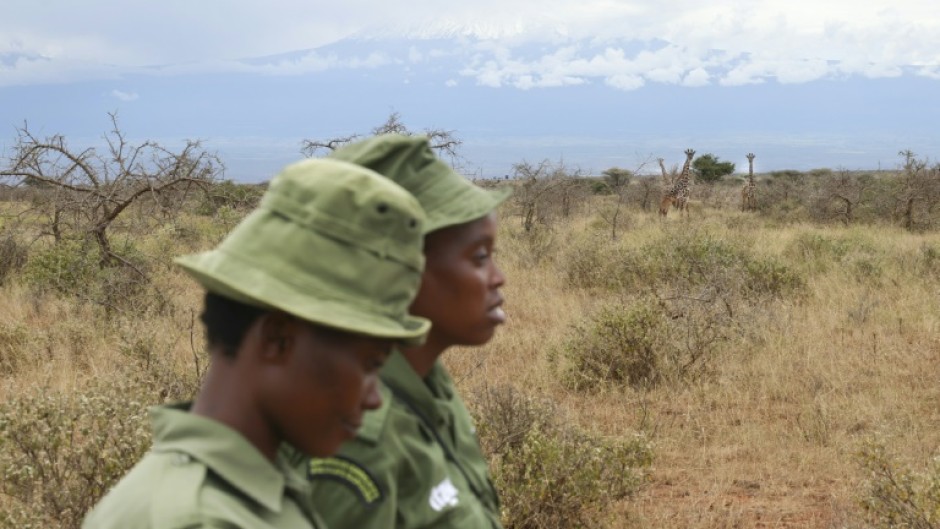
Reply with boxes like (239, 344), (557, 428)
(0, 378), (156, 529)
(0, 233), (27, 285)
(858, 440), (940, 529)
(22, 238), (170, 317)
(470, 385), (653, 529)
(556, 296), (733, 391)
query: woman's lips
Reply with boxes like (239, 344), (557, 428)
(487, 303), (506, 324)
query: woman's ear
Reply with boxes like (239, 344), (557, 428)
(257, 312), (296, 363)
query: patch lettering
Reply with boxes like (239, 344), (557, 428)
(429, 477), (459, 511)
(308, 457), (384, 507)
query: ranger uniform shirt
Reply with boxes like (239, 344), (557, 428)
(299, 350), (502, 529)
(83, 404), (323, 529)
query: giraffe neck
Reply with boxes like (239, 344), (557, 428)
(670, 168), (690, 195)
(677, 157), (692, 186)
(669, 151), (694, 197)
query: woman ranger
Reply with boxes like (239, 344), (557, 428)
(296, 135), (510, 529)
(83, 158), (430, 529)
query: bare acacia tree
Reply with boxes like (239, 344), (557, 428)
(599, 161), (650, 240)
(812, 169), (875, 225)
(634, 176), (659, 212)
(300, 111), (462, 160)
(0, 113), (222, 268)
(511, 159), (589, 233)
(893, 150), (940, 231)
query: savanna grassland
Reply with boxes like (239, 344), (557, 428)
(3, 153), (940, 529)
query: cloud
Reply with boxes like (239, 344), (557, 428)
(408, 46), (424, 63)
(111, 89), (138, 101)
(0, 53), (122, 87)
(917, 65), (940, 79)
(605, 74), (644, 91)
(0, 0), (938, 87)
(682, 67), (710, 87)
(242, 51), (392, 75)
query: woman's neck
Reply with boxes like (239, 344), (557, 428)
(399, 333), (448, 378)
(191, 357), (278, 461)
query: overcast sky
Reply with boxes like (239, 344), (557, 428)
(2, 1), (938, 180)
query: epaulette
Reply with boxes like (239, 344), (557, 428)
(308, 455), (384, 508)
(304, 385), (393, 509)
(150, 452), (207, 528)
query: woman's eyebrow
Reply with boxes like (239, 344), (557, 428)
(470, 234), (494, 246)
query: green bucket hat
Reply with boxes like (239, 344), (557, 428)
(175, 158), (431, 344)
(329, 134), (511, 233)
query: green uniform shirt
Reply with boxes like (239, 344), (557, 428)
(84, 404), (324, 529)
(298, 350), (502, 529)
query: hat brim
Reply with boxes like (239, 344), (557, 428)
(426, 186), (513, 233)
(176, 251), (430, 346)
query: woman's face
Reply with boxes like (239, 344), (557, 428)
(409, 212), (506, 348)
(269, 321), (390, 458)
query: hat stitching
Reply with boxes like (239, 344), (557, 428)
(259, 198), (422, 269)
(215, 246), (411, 320)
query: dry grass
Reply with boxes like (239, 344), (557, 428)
(4, 192), (940, 528)
(445, 202), (940, 528)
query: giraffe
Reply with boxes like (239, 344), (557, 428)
(659, 148), (695, 217)
(741, 153), (756, 211)
(658, 157), (672, 187)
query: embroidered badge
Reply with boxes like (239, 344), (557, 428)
(308, 457), (384, 507)
(429, 477), (459, 511)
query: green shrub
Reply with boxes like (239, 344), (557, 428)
(22, 239), (99, 295)
(917, 243), (940, 282)
(765, 197), (810, 224)
(559, 232), (620, 290)
(785, 232), (853, 264)
(613, 228), (804, 300)
(558, 297), (734, 390)
(0, 379), (156, 529)
(783, 231), (881, 275)
(471, 385), (652, 529)
(590, 181), (610, 194)
(0, 233), (28, 285)
(194, 180), (264, 217)
(858, 440), (940, 529)
(743, 255), (806, 296)
(147, 222), (206, 266)
(0, 321), (31, 375)
(22, 239), (165, 316)
(849, 254), (884, 283)
(504, 225), (558, 267)
(558, 300), (663, 390)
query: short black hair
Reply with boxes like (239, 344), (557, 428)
(200, 292), (267, 357)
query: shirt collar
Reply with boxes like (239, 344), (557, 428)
(150, 404), (309, 514)
(380, 349), (453, 420)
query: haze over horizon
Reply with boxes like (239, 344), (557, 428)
(1, 1), (938, 182)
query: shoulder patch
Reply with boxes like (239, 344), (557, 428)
(308, 456), (384, 507)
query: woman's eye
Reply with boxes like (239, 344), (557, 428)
(474, 245), (493, 260)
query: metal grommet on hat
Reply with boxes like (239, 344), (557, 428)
(174, 158), (431, 345)
(329, 134), (512, 233)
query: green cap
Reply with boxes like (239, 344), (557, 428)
(175, 158), (431, 344)
(329, 134), (511, 233)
